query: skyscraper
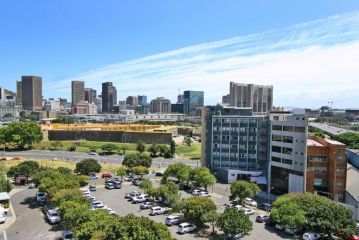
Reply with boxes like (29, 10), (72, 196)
(183, 90), (204, 116)
(71, 81), (85, 105)
(150, 97), (171, 113)
(102, 82), (117, 113)
(126, 96), (139, 106)
(16, 80), (22, 106)
(21, 76), (42, 111)
(229, 82), (273, 115)
(84, 88), (97, 104)
(138, 95), (147, 106)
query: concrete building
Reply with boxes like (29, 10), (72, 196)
(222, 94), (230, 106)
(346, 164), (359, 221)
(16, 80), (22, 106)
(0, 100), (20, 118)
(150, 97), (171, 114)
(102, 82), (117, 113)
(183, 90), (204, 116)
(126, 96), (139, 107)
(177, 94), (184, 104)
(71, 81), (85, 106)
(201, 106), (269, 184)
(44, 99), (61, 112)
(72, 102), (97, 115)
(229, 82), (273, 115)
(138, 95), (147, 106)
(125, 113), (185, 123)
(306, 136), (347, 202)
(84, 88), (97, 104)
(21, 76), (42, 111)
(96, 96), (102, 113)
(269, 109), (307, 194)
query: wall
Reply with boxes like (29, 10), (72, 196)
(48, 130), (172, 144)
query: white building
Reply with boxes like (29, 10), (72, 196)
(44, 99), (61, 111)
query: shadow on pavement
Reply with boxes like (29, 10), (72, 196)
(264, 224), (299, 239)
(19, 196), (40, 209)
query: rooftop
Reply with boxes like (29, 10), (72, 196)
(307, 138), (324, 147)
(346, 164), (359, 202)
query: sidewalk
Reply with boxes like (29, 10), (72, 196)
(0, 187), (25, 231)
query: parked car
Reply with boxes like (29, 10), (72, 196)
(125, 176), (133, 181)
(303, 232), (321, 240)
(89, 185), (96, 191)
(107, 208), (117, 215)
(60, 231), (76, 240)
(244, 198), (257, 207)
(125, 191), (140, 199)
(259, 202), (272, 211)
(227, 233), (243, 240)
(199, 191), (211, 197)
(105, 183), (115, 189)
(155, 172), (164, 177)
(177, 223), (197, 234)
(150, 206), (167, 215)
(132, 179), (141, 186)
(46, 209), (61, 224)
(348, 234), (359, 240)
(0, 212), (6, 223)
(132, 195), (148, 204)
(191, 189), (202, 196)
(28, 183), (35, 189)
(89, 174), (98, 180)
(140, 201), (157, 209)
(42, 204), (56, 214)
(36, 191), (47, 203)
(241, 207), (254, 215)
(89, 151), (97, 156)
(256, 214), (270, 223)
(285, 228), (301, 235)
(233, 205), (244, 211)
(92, 201), (105, 210)
(101, 173), (112, 178)
(109, 177), (120, 182)
(165, 215), (183, 226)
(113, 181), (122, 189)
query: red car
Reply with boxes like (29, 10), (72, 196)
(348, 234), (359, 240)
(101, 173), (112, 178)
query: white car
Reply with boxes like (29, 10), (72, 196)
(107, 208), (117, 215)
(233, 205), (244, 211)
(244, 198), (257, 207)
(191, 189), (202, 196)
(92, 201), (105, 209)
(36, 192), (47, 203)
(199, 191), (211, 197)
(241, 207), (254, 215)
(0, 212), (6, 223)
(165, 215), (183, 226)
(177, 222), (197, 234)
(303, 232), (321, 240)
(150, 206), (166, 215)
(132, 195), (148, 203)
(46, 209), (61, 224)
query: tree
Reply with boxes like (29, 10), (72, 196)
(38, 171), (80, 198)
(202, 210), (219, 234)
(271, 201), (306, 230)
(120, 146), (128, 155)
(49, 141), (63, 150)
(3, 113), (13, 118)
(132, 166), (149, 179)
(170, 141), (176, 156)
(136, 142), (146, 153)
(189, 167), (216, 191)
(148, 143), (159, 157)
(229, 180), (260, 204)
(59, 200), (90, 231)
(0, 169), (12, 192)
(183, 136), (192, 147)
(116, 167), (127, 181)
(139, 179), (152, 192)
(163, 163), (191, 185)
(52, 188), (88, 206)
(148, 182), (180, 207)
(335, 132), (359, 149)
(7, 160), (40, 180)
(122, 153), (152, 168)
(74, 158), (101, 175)
(217, 208), (253, 236)
(176, 196), (216, 226)
(1, 122), (42, 149)
(101, 143), (119, 155)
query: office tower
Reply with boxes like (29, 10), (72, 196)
(150, 97), (171, 113)
(201, 106), (269, 183)
(229, 82), (273, 115)
(102, 82), (117, 113)
(84, 88), (97, 104)
(126, 96), (139, 106)
(269, 109), (307, 194)
(71, 81), (85, 105)
(306, 136), (347, 202)
(16, 80), (22, 106)
(183, 90), (204, 116)
(222, 94), (230, 105)
(177, 94), (184, 104)
(138, 95), (147, 106)
(21, 76), (42, 111)
(96, 95), (102, 113)
(171, 103), (184, 113)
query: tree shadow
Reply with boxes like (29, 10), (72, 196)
(19, 196), (41, 209)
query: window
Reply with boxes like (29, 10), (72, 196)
(272, 157), (281, 163)
(282, 158), (293, 165)
(282, 136), (293, 143)
(336, 155), (345, 161)
(294, 126), (305, 133)
(314, 167), (327, 174)
(314, 178), (327, 186)
(335, 181), (344, 188)
(309, 155), (327, 163)
(336, 168), (345, 174)
(272, 146), (281, 153)
(283, 126), (293, 132)
(272, 125), (282, 131)
(272, 135), (282, 142)
(282, 147), (293, 155)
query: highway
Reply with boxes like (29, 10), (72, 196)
(3, 150), (199, 168)
(309, 122), (354, 136)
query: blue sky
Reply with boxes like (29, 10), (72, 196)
(1, 1), (359, 108)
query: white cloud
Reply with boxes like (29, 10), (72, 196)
(48, 11), (359, 108)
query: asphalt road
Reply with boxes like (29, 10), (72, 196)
(3, 150), (199, 168)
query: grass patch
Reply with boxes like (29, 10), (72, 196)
(175, 142), (201, 160)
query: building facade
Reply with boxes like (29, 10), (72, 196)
(71, 81), (85, 106)
(84, 88), (97, 104)
(16, 80), (22, 106)
(171, 103), (184, 113)
(138, 95), (147, 106)
(229, 82), (273, 115)
(44, 99), (61, 112)
(269, 109), (307, 194)
(201, 106), (269, 184)
(306, 136), (347, 202)
(21, 76), (42, 111)
(150, 97), (171, 114)
(102, 82), (117, 113)
(126, 96), (139, 107)
(183, 90), (204, 116)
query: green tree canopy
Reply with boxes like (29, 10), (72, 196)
(101, 143), (119, 154)
(74, 158), (101, 175)
(229, 180), (260, 204)
(139, 179), (153, 192)
(217, 208), (253, 236)
(335, 132), (359, 149)
(136, 142), (146, 153)
(183, 136), (193, 147)
(132, 166), (149, 179)
(189, 167), (216, 191)
(122, 153), (152, 168)
(202, 210), (219, 234)
(163, 163), (191, 184)
(116, 166), (127, 181)
(0, 122), (42, 149)
(148, 143), (160, 157)
(7, 160), (40, 178)
(271, 201), (306, 230)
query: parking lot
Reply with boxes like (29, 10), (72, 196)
(88, 175), (293, 240)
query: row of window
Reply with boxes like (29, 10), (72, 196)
(272, 135), (293, 143)
(212, 152), (257, 158)
(272, 125), (306, 133)
(271, 156), (293, 165)
(212, 160), (258, 167)
(213, 143), (257, 149)
(214, 127), (257, 132)
(308, 155), (328, 163)
(272, 146), (293, 155)
(214, 118), (258, 124)
(213, 136), (257, 141)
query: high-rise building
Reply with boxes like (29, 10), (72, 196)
(138, 95), (147, 106)
(102, 82), (117, 113)
(177, 94), (184, 104)
(21, 76), (42, 111)
(150, 97), (171, 113)
(269, 109), (307, 194)
(16, 80), (22, 106)
(44, 99), (61, 112)
(0, 87), (4, 101)
(183, 90), (204, 116)
(126, 96), (139, 106)
(71, 81), (85, 106)
(201, 106), (269, 183)
(222, 94), (230, 106)
(171, 103), (184, 113)
(229, 82), (273, 115)
(306, 136), (347, 202)
(84, 88), (97, 104)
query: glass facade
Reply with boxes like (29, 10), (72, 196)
(183, 90), (204, 116)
